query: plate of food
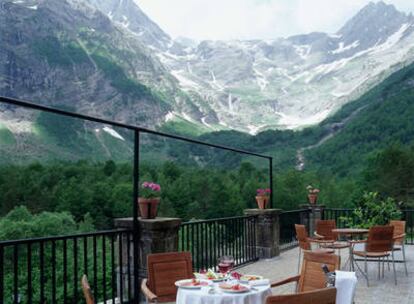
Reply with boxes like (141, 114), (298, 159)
(175, 278), (212, 289)
(194, 269), (226, 282)
(219, 283), (250, 293)
(239, 274), (264, 283)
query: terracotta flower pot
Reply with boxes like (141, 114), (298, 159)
(308, 193), (318, 205)
(255, 195), (268, 209)
(138, 197), (160, 219)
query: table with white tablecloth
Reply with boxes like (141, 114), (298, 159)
(176, 283), (271, 304)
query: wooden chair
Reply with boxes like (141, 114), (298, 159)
(315, 220), (350, 260)
(271, 251), (340, 293)
(81, 275), (95, 304)
(141, 251), (193, 303)
(295, 224), (335, 272)
(389, 220), (408, 276)
(266, 287), (337, 304)
(351, 225), (396, 286)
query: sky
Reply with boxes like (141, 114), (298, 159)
(137, 0), (414, 40)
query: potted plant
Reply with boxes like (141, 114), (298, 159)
(306, 185), (320, 205)
(255, 188), (271, 209)
(138, 182), (161, 219)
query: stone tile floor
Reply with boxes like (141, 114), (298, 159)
(238, 245), (414, 304)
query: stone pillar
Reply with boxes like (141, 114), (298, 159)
(300, 205), (325, 236)
(114, 217), (181, 301)
(244, 209), (282, 259)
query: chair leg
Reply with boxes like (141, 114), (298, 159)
(382, 256), (385, 278)
(387, 254), (390, 271)
(297, 248), (301, 273)
(364, 256), (369, 287)
(377, 257), (381, 280)
(392, 250), (397, 285)
(402, 244), (408, 276)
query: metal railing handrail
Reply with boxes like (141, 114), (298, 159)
(0, 228), (132, 246)
(182, 215), (257, 225)
(0, 96), (271, 159)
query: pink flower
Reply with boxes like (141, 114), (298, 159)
(142, 182), (149, 188)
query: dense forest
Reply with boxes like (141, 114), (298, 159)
(1, 143), (413, 233)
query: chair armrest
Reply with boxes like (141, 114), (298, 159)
(308, 238), (334, 244)
(393, 233), (406, 241)
(271, 275), (301, 288)
(141, 279), (158, 303)
(314, 232), (325, 239)
(348, 239), (367, 244)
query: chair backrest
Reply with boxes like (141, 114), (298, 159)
(316, 220), (337, 241)
(366, 225), (394, 252)
(81, 275), (95, 304)
(389, 220), (405, 245)
(295, 224), (311, 250)
(266, 287), (337, 304)
(298, 251), (340, 292)
(147, 251), (193, 302)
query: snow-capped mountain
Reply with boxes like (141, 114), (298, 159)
(150, 1), (414, 133)
(2, 0), (414, 135)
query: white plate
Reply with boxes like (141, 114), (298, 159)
(239, 275), (263, 283)
(220, 286), (250, 293)
(175, 279), (212, 289)
(219, 284), (250, 293)
(194, 273), (226, 282)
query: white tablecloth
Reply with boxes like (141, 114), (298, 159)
(176, 283), (271, 304)
(335, 271), (357, 304)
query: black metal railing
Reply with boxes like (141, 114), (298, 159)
(324, 208), (414, 245)
(0, 96), (274, 303)
(322, 208), (354, 228)
(279, 209), (310, 251)
(179, 215), (258, 271)
(0, 229), (133, 304)
(401, 210), (414, 245)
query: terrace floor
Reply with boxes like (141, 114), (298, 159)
(238, 245), (414, 304)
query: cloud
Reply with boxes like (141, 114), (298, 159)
(136, 0), (414, 40)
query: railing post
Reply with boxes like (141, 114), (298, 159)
(115, 217), (182, 301)
(132, 129), (140, 303)
(269, 157), (274, 209)
(300, 204), (325, 236)
(244, 209), (282, 259)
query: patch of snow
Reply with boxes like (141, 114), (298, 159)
(293, 45), (312, 60)
(228, 94), (233, 113)
(171, 70), (201, 90)
(108, 11), (113, 20)
(181, 112), (196, 123)
(328, 33), (342, 39)
(276, 109), (331, 129)
(95, 129), (100, 133)
(253, 67), (269, 91)
(201, 117), (212, 128)
(369, 23), (410, 54)
(165, 112), (174, 122)
(186, 62), (192, 74)
(27, 5), (38, 10)
(247, 124), (266, 135)
(0, 117), (32, 134)
(120, 15), (130, 28)
(331, 40), (360, 54)
(103, 127), (125, 141)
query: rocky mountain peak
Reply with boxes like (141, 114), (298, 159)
(338, 1), (411, 47)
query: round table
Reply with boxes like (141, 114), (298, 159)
(176, 283), (271, 304)
(332, 228), (369, 270)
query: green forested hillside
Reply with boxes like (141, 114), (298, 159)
(305, 62), (414, 176)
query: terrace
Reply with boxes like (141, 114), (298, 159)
(0, 96), (413, 304)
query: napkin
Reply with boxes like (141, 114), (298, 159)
(335, 271), (357, 304)
(248, 279), (270, 286)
